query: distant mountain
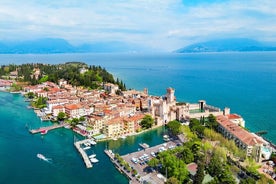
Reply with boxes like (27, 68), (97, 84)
(0, 38), (145, 54)
(176, 38), (276, 53)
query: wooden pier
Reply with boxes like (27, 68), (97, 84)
(29, 123), (66, 134)
(74, 140), (92, 168)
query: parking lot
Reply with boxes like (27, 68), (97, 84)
(122, 140), (178, 184)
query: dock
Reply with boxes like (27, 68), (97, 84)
(139, 143), (149, 149)
(29, 123), (66, 134)
(74, 139), (93, 168)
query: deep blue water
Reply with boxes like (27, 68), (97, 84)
(0, 52), (275, 183)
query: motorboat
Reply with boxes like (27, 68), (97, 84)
(83, 146), (91, 150)
(90, 158), (99, 163)
(89, 139), (97, 145)
(89, 154), (96, 158)
(37, 153), (51, 162)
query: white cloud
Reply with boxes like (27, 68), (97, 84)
(0, 0), (275, 51)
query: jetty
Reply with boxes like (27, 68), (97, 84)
(74, 139), (93, 168)
(29, 123), (66, 134)
(139, 143), (149, 149)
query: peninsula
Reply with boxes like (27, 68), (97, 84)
(0, 62), (275, 183)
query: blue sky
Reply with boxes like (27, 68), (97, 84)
(0, 0), (275, 51)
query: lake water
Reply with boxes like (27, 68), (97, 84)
(0, 52), (275, 183)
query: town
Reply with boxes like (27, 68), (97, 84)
(1, 65), (275, 183)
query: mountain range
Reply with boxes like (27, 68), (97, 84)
(1, 38), (276, 54)
(0, 38), (145, 54)
(176, 38), (276, 53)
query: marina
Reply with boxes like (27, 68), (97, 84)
(74, 139), (93, 168)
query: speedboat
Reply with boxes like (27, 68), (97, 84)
(37, 153), (51, 162)
(90, 158), (99, 163)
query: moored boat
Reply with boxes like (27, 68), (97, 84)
(89, 154), (96, 158)
(90, 158), (99, 163)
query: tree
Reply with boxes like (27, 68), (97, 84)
(26, 92), (35, 99)
(206, 114), (218, 129)
(167, 120), (181, 136)
(194, 162), (205, 184)
(166, 177), (180, 184)
(179, 147), (194, 164)
(57, 112), (66, 121)
(240, 177), (255, 184)
(140, 115), (154, 129)
(79, 116), (85, 122)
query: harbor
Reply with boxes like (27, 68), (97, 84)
(74, 139), (93, 168)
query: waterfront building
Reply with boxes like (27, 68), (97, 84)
(216, 115), (266, 162)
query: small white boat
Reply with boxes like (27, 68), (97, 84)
(89, 140), (97, 145)
(37, 153), (51, 162)
(90, 158), (99, 163)
(89, 154), (96, 158)
(120, 135), (127, 139)
(163, 135), (170, 142)
(83, 146), (91, 150)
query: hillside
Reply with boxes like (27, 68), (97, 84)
(176, 38), (276, 53)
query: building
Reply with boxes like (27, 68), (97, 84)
(216, 115), (265, 162)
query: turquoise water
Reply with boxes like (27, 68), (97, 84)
(0, 92), (165, 184)
(0, 52), (275, 183)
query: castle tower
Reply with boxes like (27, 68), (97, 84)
(223, 107), (230, 116)
(198, 100), (206, 111)
(144, 88), (148, 95)
(166, 87), (175, 104)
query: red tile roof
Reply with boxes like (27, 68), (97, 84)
(216, 115), (264, 146)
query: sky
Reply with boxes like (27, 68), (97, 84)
(0, 0), (276, 51)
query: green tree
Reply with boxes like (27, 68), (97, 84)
(167, 120), (181, 136)
(179, 147), (194, 164)
(194, 162), (205, 184)
(140, 115), (154, 129)
(240, 177), (256, 184)
(26, 92), (35, 99)
(57, 112), (66, 121)
(166, 177), (180, 184)
(79, 116), (85, 122)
